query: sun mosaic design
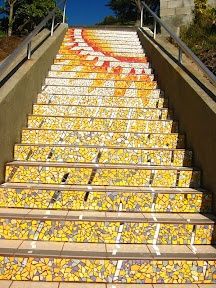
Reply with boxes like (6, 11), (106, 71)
(50, 28), (158, 99)
(0, 28), (215, 285)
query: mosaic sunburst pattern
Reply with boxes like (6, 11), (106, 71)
(0, 27), (215, 285)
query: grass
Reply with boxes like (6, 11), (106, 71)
(180, 7), (216, 75)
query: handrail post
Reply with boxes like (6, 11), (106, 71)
(27, 41), (32, 60)
(63, 0), (67, 23)
(178, 47), (183, 64)
(141, 6), (144, 27)
(51, 14), (55, 36)
(153, 19), (157, 39)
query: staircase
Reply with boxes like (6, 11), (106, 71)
(0, 28), (215, 287)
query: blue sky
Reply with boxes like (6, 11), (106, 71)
(67, 0), (113, 26)
(0, 0), (114, 26)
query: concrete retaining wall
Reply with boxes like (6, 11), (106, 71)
(160, 0), (216, 32)
(0, 23), (68, 183)
(138, 28), (216, 212)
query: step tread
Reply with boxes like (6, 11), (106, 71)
(1, 183), (206, 193)
(15, 143), (188, 151)
(0, 208), (214, 224)
(33, 104), (167, 110)
(0, 240), (215, 260)
(6, 161), (196, 170)
(0, 281), (213, 288)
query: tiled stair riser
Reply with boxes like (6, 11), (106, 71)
(48, 71), (154, 80)
(14, 145), (192, 167)
(5, 165), (200, 187)
(21, 130), (184, 148)
(50, 65), (152, 75)
(54, 59), (150, 69)
(32, 105), (168, 120)
(27, 117), (177, 134)
(43, 86), (160, 98)
(37, 94), (166, 108)
(0, 189), (211, 213)
(0, 218), (214, 244)
(44, 78), (157, 89)
(0, 256), (216, 283)
(0, 27), (215, 286)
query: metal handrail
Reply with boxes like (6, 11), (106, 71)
(0, 0), (67, 76)
(140, 1), (216, 86)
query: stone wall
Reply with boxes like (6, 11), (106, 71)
(160, 0), (216, 33)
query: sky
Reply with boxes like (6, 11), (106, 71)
(0, 0), (114, 26)
(66, 0), (113, 26)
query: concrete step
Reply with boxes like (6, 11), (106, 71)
(5, 161), (200, 188)
(32, 105), (169, 120)
(0, 209), (215, 244)
(59, 46), (145, 53)
(44, 78), (157, 89)
(50, 64), (152, 75)
(21, 129), (184, 148)
(48, 70), (154, 80)
(60, 43), (143, 50)
(56, 52), (147, 60)
(0, 184), (211, 213)
(42, 85), (160, 98)
(14, 144), (192, 167)
(0, 241), (216, 283)
(37, 94), (166, 108)
(27, 116), (177, 134)
(0, 281), (215, 288)
(57, 50), (146, 58)
(54, 59), (150, 69)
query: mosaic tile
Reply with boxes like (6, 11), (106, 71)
(33, 105), (168, 120)
(27, 116), (176, 134)
(0, 188), (211, 213)
(43, 85), (160, 98)
(21, 130), (184, 148)
(14, 145), (192, 167)
(0, 218), (213, 244)
(37, 94), (166, 108)
(0, 256), (215, 283)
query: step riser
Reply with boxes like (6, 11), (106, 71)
(54, 60), (150, 69)
(60, 44), (143, 51)
(27, 117), (176, 134)
(63, 39), (142, 45)
(59, 47), (144, 53)
(50, 65), (152, 75)
(65, 35), (141, 41)
(43, 86), (160, 98)
(48, 71), (154, 79)
(44, 78), (157, 89)
(5, 166), (200, 188)
(33, 105), (168, 120)
(0, 189), (211, 213)
(0, 219), (214, 244)
(14, 146), (192, 167)
(0, 256), (215, 283)
(56, 53), (147, 59)
(37, 94), (166, 108)
(21, 130), (184, 148)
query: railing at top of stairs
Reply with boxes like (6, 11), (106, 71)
(140, 1), (216, 87)
(0, 0), (67, 86)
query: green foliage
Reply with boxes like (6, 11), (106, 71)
(106, 0), (138, 23)
(98, 0), (141, 25)
(181, 0), (216, 74)
(0, 0), (63, 35)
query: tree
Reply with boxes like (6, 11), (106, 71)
(106, 0), (139, 23)
(8, 0), (17, 36)
(0, 0), (62, 36)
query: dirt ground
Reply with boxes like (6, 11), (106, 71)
(0, 36), (23, 62)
